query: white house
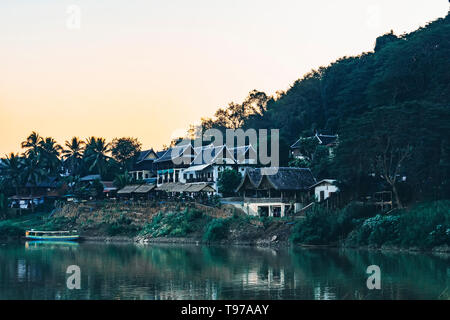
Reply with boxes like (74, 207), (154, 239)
(182, 145), (237, 193)
(311, 179), (339, 202)
(152, 143), (258, 195)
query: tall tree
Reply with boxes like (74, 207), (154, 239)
(111, 137), (141, 170)
(334, 103), (430, 208)
(217, 169), (242, 197)
(21, 154), (46, 212)
(0, 153), (24, 214)
(38, 137), (62, 174)
(21, 131), (42, 158)
(84, 137), (111, 178)
(62, 137), (85, 175)
(201, 90), (270, 131)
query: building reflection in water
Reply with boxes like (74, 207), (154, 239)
(0, 243), (447, 299)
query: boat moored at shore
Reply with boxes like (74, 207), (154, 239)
(25, 230), (80, 241)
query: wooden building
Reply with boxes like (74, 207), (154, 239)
(235, 167), (316, 217)
(129, 149), (158, 181)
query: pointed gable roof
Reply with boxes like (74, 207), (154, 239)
(136, 149), (157, 163)
(291, 133), (338, 149)
(153, 144), (195, 163)
(191, 145), (235, 165)
(236, 167), (316, 192)
(228, 145), (257, 164)
(316, 134), (338, 146)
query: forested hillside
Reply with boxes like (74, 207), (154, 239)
(201, 12), (450, 205)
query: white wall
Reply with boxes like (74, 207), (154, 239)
(314, 183), (338, 202)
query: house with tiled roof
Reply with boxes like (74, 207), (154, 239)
(153, 143), (196, 186)
(235, 167), (316, 217)
(290, 133), (338, 160)
(152, 142), (258, 194)
(181, 144), (236, 193)
(129, 149), (158, 181)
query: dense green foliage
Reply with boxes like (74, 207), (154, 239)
(201, 13), (450, 206)
(217, 169), (242, 196)
(105, 214), (139, 236)
(347, 201), (450, 248)
(0, 193), (8, 218)
(0, 212), (48, 238)
(0, 133), (144, 204)
(203, 218), (230, 242)
(292, 201), (450, 248)
(111, 137), (142, 171)
(140, 208), (210, 238)
(0, 223), (24, 238)
(291, 203), (378, 245)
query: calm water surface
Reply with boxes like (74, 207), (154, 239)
(0, 242), (448, 300)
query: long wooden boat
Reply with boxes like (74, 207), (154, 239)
(25, 230), (80, 241)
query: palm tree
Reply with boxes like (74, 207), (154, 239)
(21, 131), (42, 158)
(84, 137), (111, 178)
(1, 153), (24, 214)
(113, 171), (134, 189)
(21, 154), (46, 213)
(62, 137), (85, 175)
(38, 137), (62, 174)
(63, 174), (81, 195)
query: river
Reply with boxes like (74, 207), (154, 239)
(0, 242), (448, 300)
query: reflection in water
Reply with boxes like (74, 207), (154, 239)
(0, 243), (448, 300)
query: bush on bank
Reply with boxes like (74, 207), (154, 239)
(203, 218), (230, 242)
(291, 202), (377, 245)
(0, 223), (24, 239)
(349, 200), (450, 248)
(291, 200), (450, 248)
(140, 208), (210, 238)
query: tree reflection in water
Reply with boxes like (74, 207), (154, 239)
(0, 243), (447, 299)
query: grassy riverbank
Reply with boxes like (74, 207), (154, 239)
(291, 200), (450, 252)
(1, 201), (448, 251)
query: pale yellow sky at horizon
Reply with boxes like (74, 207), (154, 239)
(0, 0), (448, 155)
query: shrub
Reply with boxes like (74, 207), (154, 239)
(140, 209), (208, 238)
(186, 208), (203, 221)
(217, 169), (242, 196)
(0, 224), (24, 238)
(259, 216), (274, 229)
(203, 219), (229, 242)
(349, 201), (450, 248)
(290, 202), (377, 245)
(397, 201), (450, 247)
(358, 214), (401, 246)
(291, 208), (338, 245)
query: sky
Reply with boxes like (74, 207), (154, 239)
(0, 0), (448, 155)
